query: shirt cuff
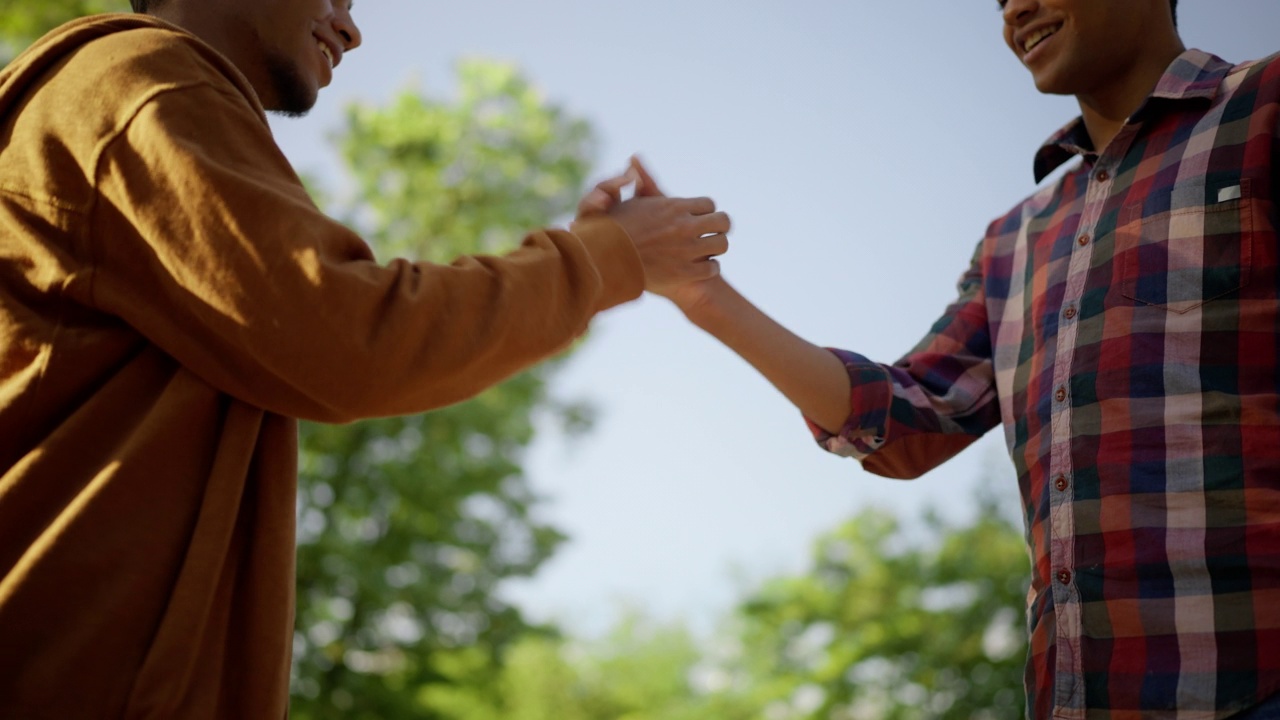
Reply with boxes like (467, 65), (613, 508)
(806, 348), (893, 459)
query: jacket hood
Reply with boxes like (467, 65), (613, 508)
(0, 13), (259, 125)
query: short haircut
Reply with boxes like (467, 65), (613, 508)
(1171, 0), (1179, 26)
(130, 0), (163, 12)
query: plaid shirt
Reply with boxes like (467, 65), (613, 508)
(813, 50), (1280, 719)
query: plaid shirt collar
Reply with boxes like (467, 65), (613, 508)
(1032, 49), (1234, 183)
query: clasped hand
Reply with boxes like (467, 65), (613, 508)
(576, 156), (730, 303)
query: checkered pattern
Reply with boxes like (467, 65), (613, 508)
(812, 50), (1280, 719)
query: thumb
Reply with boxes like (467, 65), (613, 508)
(630, 155), (666, 197)
(578, 168), (639, 216)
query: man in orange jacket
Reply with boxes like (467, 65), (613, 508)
(0, 0), (729, 716)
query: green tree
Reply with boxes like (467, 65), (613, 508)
(485, 612), (760, 720)
(0, 0), (124, 64)
(290, 62), (600, 720)
(466, 478), (1029, 720)
(726, 484), (1029, 720)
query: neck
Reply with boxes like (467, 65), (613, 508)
(145, 5), (272, 108)
(1076, 37), (1186, 153)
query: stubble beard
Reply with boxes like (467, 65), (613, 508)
(263, 50), (317, 118)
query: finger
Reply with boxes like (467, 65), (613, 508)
(630, 155), (666, 197)
(678, 196), (717, 215)
(598, 168), (639, 195)
(692, 211), (731, 236)
(687, 258), (721, 281)
(693, 232), (730, 258)
(577, 188), (613, 216)
(594, 170), (637, 203)
(578, 184), (627, 215)
(578, 170), (640, 216)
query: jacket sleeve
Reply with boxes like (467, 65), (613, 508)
(88, 81), (643, 423)
(807, 241), (1001, 479)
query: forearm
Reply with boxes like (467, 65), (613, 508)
(678, 277), (851, 433)
(93, 85), (647, 422)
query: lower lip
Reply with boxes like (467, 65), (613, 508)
(1023, 32), (1057, 65)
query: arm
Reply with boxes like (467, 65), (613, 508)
(624, 156), (999, 478)
(675, 248), (1000, 480)
(86, 82), (715, 423)
(678, 277), (852, 433)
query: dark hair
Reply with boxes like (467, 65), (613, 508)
(130, 0), (163, 12)
(1170, 0), (1178, 27)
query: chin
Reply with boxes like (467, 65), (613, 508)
(269, 91), (319, 118)
(1029, 69), (1077, 97)
(264, 53), (320, 117)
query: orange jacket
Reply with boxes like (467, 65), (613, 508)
(0, 14), (641, 718)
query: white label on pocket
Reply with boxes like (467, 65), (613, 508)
(1218, 185), (1242, 202)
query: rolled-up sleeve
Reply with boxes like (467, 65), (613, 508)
(809, 242), (1000, 479)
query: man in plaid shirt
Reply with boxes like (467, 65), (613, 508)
(630, 0), (1279, 716)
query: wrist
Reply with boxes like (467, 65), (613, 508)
(675, 275), (735, 326)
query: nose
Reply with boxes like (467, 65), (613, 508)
(333, 4), (362, 51)
(1002, 0), (1038, 26)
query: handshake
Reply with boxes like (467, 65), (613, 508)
(574, 156), (731, 308)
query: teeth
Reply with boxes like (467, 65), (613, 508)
(318, 42), (334, 68)
(1023, 24), (1061, 53)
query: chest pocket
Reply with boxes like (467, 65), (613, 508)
(1115, 178), (1254, 314)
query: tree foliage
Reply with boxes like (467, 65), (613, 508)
(726, 490), (1029, 719)
(335, 62), (596, 262)
(463, 482), (1030, 720)
(475, 613), (761, 720)
(290, 63), (598, 719)
(0, 0), (124, 64)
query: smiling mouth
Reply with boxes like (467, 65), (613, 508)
(1023, 23), (1062, 54)
(317, 40), (335, 69)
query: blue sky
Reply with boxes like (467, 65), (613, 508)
(271, 0), (1280, 636)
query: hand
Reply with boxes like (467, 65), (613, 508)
(629, 156), (730, 304)
(608, 194), (730, 298)
(628, 154), (664, 199)
(574, 155), (674, 217)
(577, 167), (639, 218)
(579, 156), (731, 299)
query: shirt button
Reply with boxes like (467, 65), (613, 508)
(1077, 234), (1090, 247)
(1064, 307), (1077, 320)
(1096, 169), (1110, 182)
(1055, 387), (1067, 403)
(1055, 476), (1069, 491)
(1057, 570), (1072, 585)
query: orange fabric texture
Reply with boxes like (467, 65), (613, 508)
(0, 14), (642, 718)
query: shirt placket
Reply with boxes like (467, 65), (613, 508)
(1048, 131), (1136, 719)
